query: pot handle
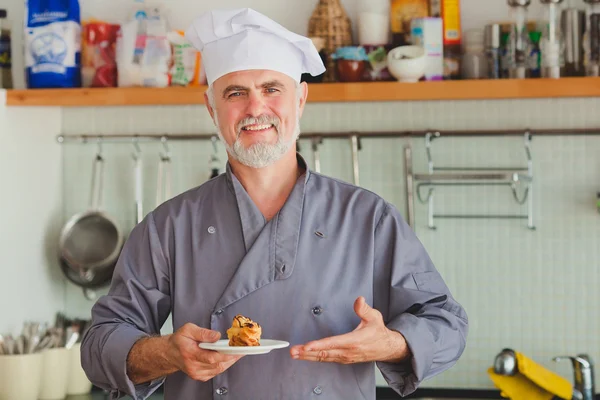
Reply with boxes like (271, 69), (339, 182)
(90, 142), (104, 211)
(83, 288), (96, 301)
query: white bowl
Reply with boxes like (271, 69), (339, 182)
(387, 46), (427, 83)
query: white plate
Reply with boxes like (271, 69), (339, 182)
(199, 339), (290, 355)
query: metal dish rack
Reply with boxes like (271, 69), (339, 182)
(404, 131), (535, 230)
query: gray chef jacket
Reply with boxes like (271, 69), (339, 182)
(81, 153), (468, 400)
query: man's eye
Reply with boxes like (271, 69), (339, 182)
(228, 92), (243, 98)
(266, 88), (279, 93)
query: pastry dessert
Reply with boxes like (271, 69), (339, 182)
(226, 314), (262, 346)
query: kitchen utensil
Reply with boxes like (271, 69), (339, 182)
(507, 0), (532, 78)
(494, 348), (518, 375)
(64, 332), (79, 350)
(132, 141), (143, 224)
(58, 145), (124, 277)
(156, 140), (172, 206)
(209, 136), (220, 179)
(311, 137), (322, 173)
(350, 135), (360, 186)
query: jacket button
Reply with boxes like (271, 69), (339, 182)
(311, 306), (323, 315)
(215, 387), (228, 395)
(215, 309), (223, 316)
(313, 386), (323, 395)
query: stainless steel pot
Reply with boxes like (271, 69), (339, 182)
(58, 149), (124, 285)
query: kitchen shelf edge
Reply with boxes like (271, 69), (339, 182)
(5, 77), (600, 107)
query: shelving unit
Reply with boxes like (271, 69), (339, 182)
(5, 77), (600, 107)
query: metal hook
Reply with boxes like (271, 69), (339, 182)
(210, 135), (220, 162)
(160, 136), (171, 161)
(131, 138), (142, 160)
(425, 131), (440, 173)
(211, 135), (219, 154)
(95, 137), (104, 162)
(511, 183), (529, 205)
(523, 130), (532, 162)
(416, 183), (435, 204)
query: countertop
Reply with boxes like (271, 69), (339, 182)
(71, 387), (600, 400)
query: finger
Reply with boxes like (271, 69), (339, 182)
(181, 323), (221, 343)
(188, 357), (240, 382)
(293, 349), (360, 364)
(354, 296), (381, 324)
(194, 349), (243, 364)
(296, 330), (363, 353)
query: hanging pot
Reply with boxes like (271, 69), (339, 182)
(58, 147), (124, 295)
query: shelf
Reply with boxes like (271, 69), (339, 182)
(5, 77), (600, 107)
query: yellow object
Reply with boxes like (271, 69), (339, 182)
(488, 352), (572, 400)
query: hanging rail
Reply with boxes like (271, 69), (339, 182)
(55, 126), (600, 144)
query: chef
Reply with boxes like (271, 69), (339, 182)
(80, 8), (468, 400)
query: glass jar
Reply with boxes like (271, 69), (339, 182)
(461, 29), (488, 79)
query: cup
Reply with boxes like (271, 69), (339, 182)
(0, 353), (43, 400)
(67, 343), (93, 395)
(38, 348), (70, 400)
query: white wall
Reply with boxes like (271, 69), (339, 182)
(0, 105), (64, 335)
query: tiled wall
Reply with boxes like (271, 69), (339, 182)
(59, 97), (600, 388)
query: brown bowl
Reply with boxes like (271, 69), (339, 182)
(336, 60), (367, 82)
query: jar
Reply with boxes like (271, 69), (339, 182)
(461, 29), (487, 79)
(0, 9), (12, 89)
(358, 0), (389, 45)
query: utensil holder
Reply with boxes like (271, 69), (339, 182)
(0, 353), (43, 400)
(38, 348), (69, 400)
(67, 343), (92, 395)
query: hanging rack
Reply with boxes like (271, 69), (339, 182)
(405, 131), (535, 230)
(54, 126), (600, 144)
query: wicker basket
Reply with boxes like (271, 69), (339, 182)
(308, 0), (353, 81)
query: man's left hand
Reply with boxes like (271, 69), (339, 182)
(289, 296), (411, 364)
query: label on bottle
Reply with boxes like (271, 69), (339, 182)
(441, 0), (461, 45)
(0, 34), (10, 68)
(528, 46), (540, 77)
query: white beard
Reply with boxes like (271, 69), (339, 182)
(214, 108), (301, 169)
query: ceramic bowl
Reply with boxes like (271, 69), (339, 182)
(386, 45), (427, 83)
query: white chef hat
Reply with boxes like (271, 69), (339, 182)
(185, 8), (326, 86)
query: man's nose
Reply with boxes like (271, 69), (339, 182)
(245, 91), (267, 117)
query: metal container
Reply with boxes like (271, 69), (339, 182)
(484, 24), (502, 78)
(562, 8), (586, 76)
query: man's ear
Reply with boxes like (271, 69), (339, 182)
(204, 92), (216, 124)
(297, 82), (309, 118)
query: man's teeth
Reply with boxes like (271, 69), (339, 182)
(243, 124), (272, 131)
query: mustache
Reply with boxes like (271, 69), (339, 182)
(236, 115), (280, 135)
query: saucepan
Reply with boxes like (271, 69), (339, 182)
(58, 145), (124, 298)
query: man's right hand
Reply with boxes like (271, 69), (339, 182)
(167, 323), (244, 382)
